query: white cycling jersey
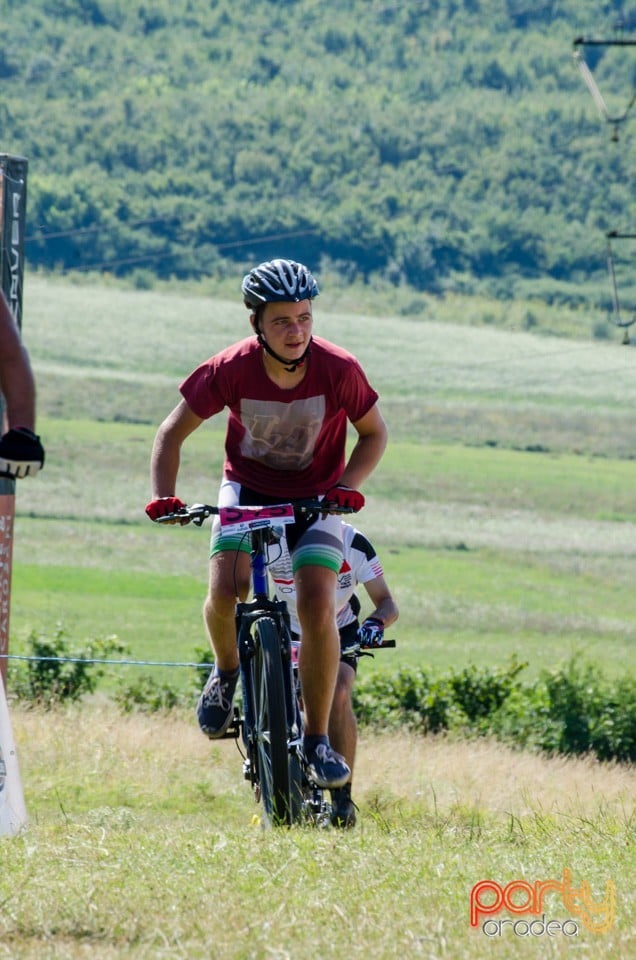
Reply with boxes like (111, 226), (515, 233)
(267, 523), (384, 633)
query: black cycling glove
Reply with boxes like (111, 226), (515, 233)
(0, 427), (45, 478)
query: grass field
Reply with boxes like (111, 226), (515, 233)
(10, 277), (636, 681)
(2, 705), (634, 959)
(2, 276), (635, 958)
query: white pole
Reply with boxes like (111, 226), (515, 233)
(0, 674), (27, 835)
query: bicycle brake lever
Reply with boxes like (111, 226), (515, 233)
(188, 503), (214, 526)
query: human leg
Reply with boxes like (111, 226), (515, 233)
(329, 658), (358, 828)
(293, 518), (350, 788)
(328, 661), (357, 773)
(295, 563), (340, 738)
(202, 550), (249, 672)
(197, 550), (250, 738)
(197, 486), (252, 738)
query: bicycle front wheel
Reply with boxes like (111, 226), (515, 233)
(250, 617), (292, 825)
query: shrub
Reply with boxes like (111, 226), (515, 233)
(114, 675), (185, 713)
(353, 667), (461, 733)
(115, 644), (216, 713)
(10, 625), (128, 706)
(588, 676), (636, 763)
(353, 657), (636, 764)
(446, 657), (526, 724)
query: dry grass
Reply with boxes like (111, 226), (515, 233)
(12, 703), (635, 830)
(355, 731), (636, 823)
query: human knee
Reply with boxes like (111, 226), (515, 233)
(203, 589), (234, 621)
(298, 606), (337, 642)
(295, 571), (336, 633)
(208, 554), (249, 604)
(334, 665), (355, 701)
(331, 680), (350, 714)
(205, 578), (243, 622)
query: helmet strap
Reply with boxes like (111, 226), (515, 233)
(256, 331), (312, 372)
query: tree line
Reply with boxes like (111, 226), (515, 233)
(2, 0), (634, 304)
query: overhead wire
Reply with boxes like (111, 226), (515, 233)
(25, 217), (319, 273)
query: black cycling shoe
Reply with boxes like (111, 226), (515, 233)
(197, 667), (239, 738)
(330, 784), (357, 829)
(302, 738), (350, 789)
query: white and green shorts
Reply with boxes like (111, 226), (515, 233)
(209, 479), (344, 574)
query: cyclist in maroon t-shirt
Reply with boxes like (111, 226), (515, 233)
(146, 259), (387, 789)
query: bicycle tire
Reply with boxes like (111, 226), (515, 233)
(251, 617), (293, 825)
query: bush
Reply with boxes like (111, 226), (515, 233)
(9, 625), (128, 706)
(489, 661), (636, 763)
(446, 657), (526, 723)
(114, 644), (217, 713)
(114, 675), (185, 713)
(192, 645), (215, 692)
(353, 657), (636, 764)
(353, 667), (461, 733)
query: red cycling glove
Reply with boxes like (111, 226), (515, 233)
(145, 496), (186, 521)
(322, 484), (365, 512)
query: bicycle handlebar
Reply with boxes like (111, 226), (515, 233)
(156, 499), (356, 526)
(156, 500), (396, 651)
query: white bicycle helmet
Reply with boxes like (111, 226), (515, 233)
(241, 259), (319, 307)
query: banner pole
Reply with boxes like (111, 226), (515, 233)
(0, 154), (28, 686)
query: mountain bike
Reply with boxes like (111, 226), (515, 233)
(158, 499), (394, 827)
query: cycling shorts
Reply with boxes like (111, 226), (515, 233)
(209, 479), (344, 574)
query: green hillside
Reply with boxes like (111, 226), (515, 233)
(2, 0), (635, 308)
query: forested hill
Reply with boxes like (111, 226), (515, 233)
(2, 0), (635, 303)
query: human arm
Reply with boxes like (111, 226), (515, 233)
(146, 399), (204, 518)
(339, 403), (388, 490)
(323, 403), (388, 510)
(0, 290), (37, 433)
(362, 574), (399, 630)
(0, 291), (44, 476)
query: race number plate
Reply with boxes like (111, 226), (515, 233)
(218, 503), (295, 534)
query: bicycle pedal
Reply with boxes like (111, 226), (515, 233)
(219, 707), (242, 740)
(219, 726), (240, 739)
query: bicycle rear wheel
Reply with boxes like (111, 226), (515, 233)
(250, 617), (293, 825)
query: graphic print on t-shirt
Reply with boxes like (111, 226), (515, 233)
(239, 396), (326, 470)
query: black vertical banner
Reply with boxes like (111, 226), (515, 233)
(0, 154), (28, 684)
(0, 154), (28, 330)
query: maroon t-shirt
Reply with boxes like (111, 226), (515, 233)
(180, 335), (379, 498)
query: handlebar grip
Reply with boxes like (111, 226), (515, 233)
(359, 638), (397, 651)
(156, 512), (191, 524)
(155, 503), (220, 525)
(292, 499), (356, 515)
